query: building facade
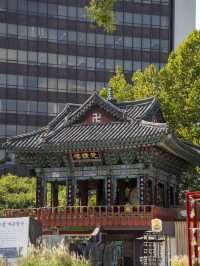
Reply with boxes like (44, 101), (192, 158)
(0, 0), (173, 146)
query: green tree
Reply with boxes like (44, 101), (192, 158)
(102, 30), (200, 144)
(0, 174), (36, 211)
(87, 0), (117, 32)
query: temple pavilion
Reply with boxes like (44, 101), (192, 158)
(3, 92), (200, 265)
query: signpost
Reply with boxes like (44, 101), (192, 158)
(0, 217), (31, 263)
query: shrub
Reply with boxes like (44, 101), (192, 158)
(171, 256), (189, 266)
(18, 245), (90, 266)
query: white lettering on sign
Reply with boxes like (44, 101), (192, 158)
(92, 113), (102, 123)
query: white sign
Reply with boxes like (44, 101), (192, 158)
(0, 217), (30, 263)
(151, 218), (162, 233)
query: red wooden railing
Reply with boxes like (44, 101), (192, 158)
(3, 205), (179, 230)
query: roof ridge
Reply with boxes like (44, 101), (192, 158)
(117, 96), (156, 107)
(140, 119), (167, 128)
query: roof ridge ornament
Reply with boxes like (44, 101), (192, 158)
(107, 87), (113, 102)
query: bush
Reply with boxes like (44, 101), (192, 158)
(18, 245), (90, 266)
(171, 256), (189, 266)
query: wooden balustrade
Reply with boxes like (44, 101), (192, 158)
(2, 205), (179, 230)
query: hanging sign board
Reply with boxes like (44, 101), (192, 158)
(151, 218), (162, 233)
(0, 217), (30, 263)
(71, 151), (101, 162)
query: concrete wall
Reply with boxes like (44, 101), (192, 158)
(174, 0), (196, 49)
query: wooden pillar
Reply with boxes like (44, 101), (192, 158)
(36, 177), (47, 207)
(51, 182), (59, 207)
(106, 176), (112, 206)
(79, 180), (88, 206)
(139, 176), (145, 205)
(67, 177), (76, 206)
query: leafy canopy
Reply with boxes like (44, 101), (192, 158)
(101, 30), (200, 144)
(0, 174), (36, 210)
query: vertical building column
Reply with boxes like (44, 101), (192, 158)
(79, 180), (88, 206)
(139, 176), (145, 205)
(51, 182), (59, 207)
(36, 177), (47, 207)
(67, 177), (76, 206)
(106, 176), (112, 206)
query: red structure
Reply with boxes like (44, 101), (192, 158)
(186, 192), (200, 266)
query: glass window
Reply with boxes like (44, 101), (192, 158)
(124, 61), (132, 72)
(38, 27), (47, 39)
(0, 48), (7, 62)
(18, 0), (27, 12)
(28, 26), (37, 39)
(8, 24), (17, 36)
(38, 2), (47, 15)
(143, 15), (151, 25)
(115, 36), (123, 48)
(161, 40), (169, 52)
(28, 51), (37, 64)
(106, 59), (114, 71)
(38, 77), (47, 89)
(58, 79), (67, 91)
(28, 1), (37, 14)
(8, 0), (17, 11)
(18, 75), (25, 88)
(142, 38), (151, 50)
(58, 5), (67, 17)
(68, 31), (76, 43)
(68, 7), (76, 18)
(58, 54), (67, 67)
(124, 37), (132, 48)
(134, 14), (142, 24)
(152, 15), (160, 26)
(77, 57), (86, 68)
(28, 76), (37, 89)
(151, 39), (160, 50)
(0, 74), (6, 86)
(8, 49), (17, 62)
(17, 125), (26, 134)
(7, 75), (17, 87)
(18, 100), (27, 112)
(78, 7), (86, 20)
(7, 125), (17, 136)
(38, 102), (47, 113)
(48, 4), (57, 17)
(0, 99), (6, 111)
(133, 61), (141, 71)
(18, 50), (27, 62)
(7, 99), (17, 111)
(161, 16), (169, 28)
(38, 52), (47, 65)
(68, 80), (76, 92)
(48, 102), (57, 114)
(0, 0), (6, 11)
(48, 29), (57, 40)
(96, 58), (104, 69)
(77, 80), (86, 92)
(28, 101), (37, 112)
(124, 13), (132, 24)
(142, 62), (149, 70)
(116, 12), (123, 24)
(96, 34), (104, 46)
(87, 57), (95, 70)
(105, 35), (114, 48)
(134, 38), (141, 49)
(87, 33), (95, 45)
(48, 78), (57, 90)
(68, 56), (76, 67)
(18, 25), (27, 38)
(58, 30), (67, 42)
(0, 124), (5, 136)
(0, 23), (6, 35)
(86, 81), (95, 92)
(78, 32), (86, 44)
(58, 103), (66, 112)
(48, 54), (57, 66)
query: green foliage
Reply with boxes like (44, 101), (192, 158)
(86, 0), (117, 32)
(0, 174), (36, 211)
(18, 245), (90, 266)
(101, 30), (200, 144)
(171, 256), (188, 266)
